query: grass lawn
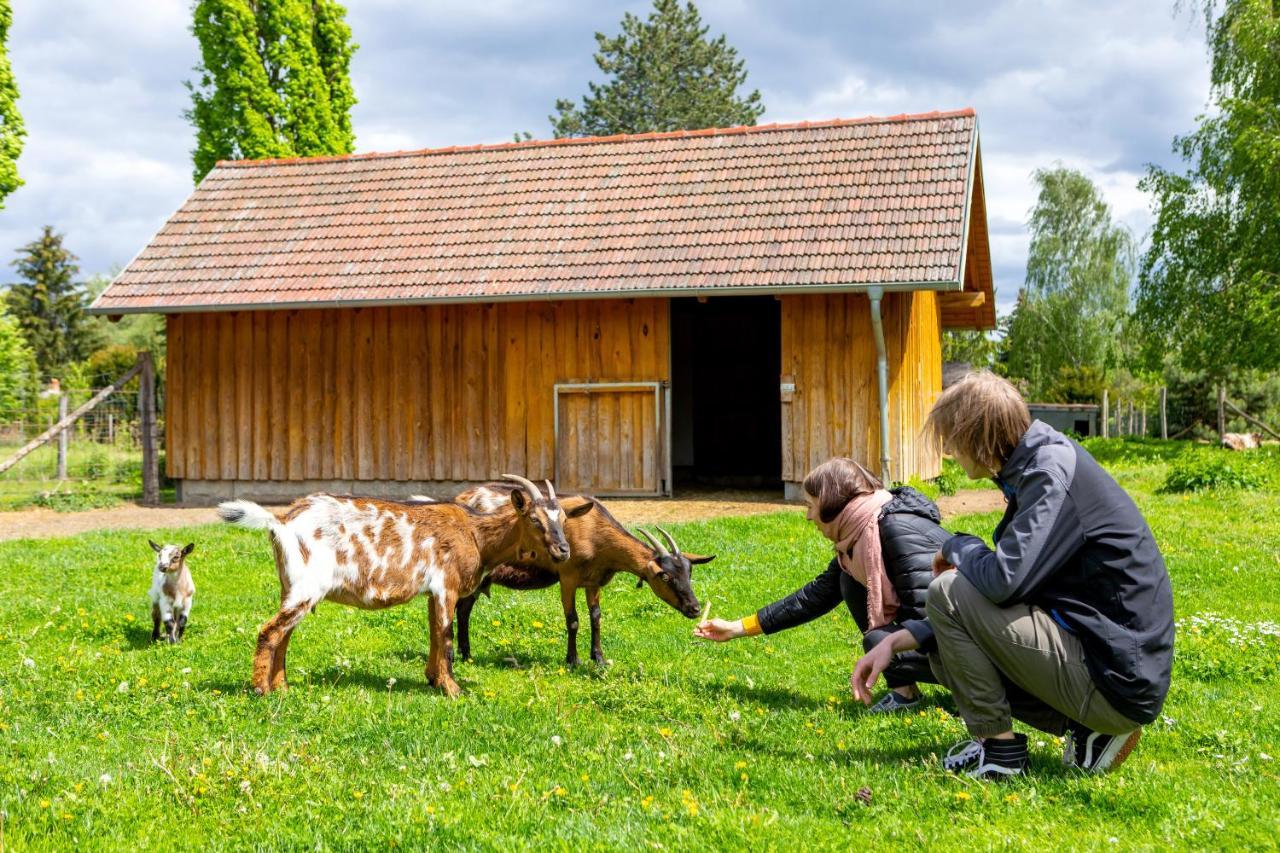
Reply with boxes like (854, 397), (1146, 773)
(0, 442), (1277, 848)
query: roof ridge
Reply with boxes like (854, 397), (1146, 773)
(214, 108), (976, 170)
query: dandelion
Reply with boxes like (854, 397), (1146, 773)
(836, 741), (846, 751)
(658, 727), (673, 737)
(99, 773), (112, 786)
(681, 789), (699, 817)
(386, 677), (397, 690)
(125, 614), (135, 622)
(826, 695), (838, 705)
(352, 790), (365, 800)
(553, 786), (567, 797)
(212, 689), (221, 696)
(580, 773), (590, 782)
(734, 760), (748, 770)
(62, 812), (73, 821)
(96, 732), (108, 741)
(550, 735), (562, 747)
(954, 791), (971, 802)
(532, 620), (544, 629)
(740, 773), (748, 782)
(491, 619), (502, 627)
(641, 795), (655, 808)
(137, 676), (148, 687)
(39, 799), (50, 809)
(728, 710), (741, 722)
(622, 751), (634, 761)
(22, 658), (35, 668)
(74, 689), (84, 701)
(1005, 794), (1019, 804)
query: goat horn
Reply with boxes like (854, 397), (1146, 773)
(501, 474), (544, 502)
(636, 527), (667, 556)
(544, 479), (557, 502)
(655, 525), (680, 554)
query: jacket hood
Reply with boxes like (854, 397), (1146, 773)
(884, 485), (942, 524)
(998, 420), (1073, 487)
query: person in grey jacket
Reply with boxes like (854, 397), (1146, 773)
(852, 372), (1174, 779)
(695, 457), (951, 712)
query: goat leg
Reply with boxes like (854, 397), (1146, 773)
(164, 618), (177, 644)
(151, 604), (161, 643)
(253, 603), (309, 695)
(177, 613), (188, 641)
(455, 594), (476, 662)
(426, 591), (462, 698)
(561, 582), (581, 667)
(585, 586), (605, 665)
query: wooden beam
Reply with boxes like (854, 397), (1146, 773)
(939, 291), (987, 310)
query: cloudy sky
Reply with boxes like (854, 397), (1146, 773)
(3, 0), (1212, 313)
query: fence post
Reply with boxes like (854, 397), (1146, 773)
(1217, 383), (1227, 443)
(57, 394), (69, 479)
(139, 351), (159, 505)
(1160, 387), (1168, 440)
(1101, 389), (1109, 439)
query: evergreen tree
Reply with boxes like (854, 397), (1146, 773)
(1138, 0), (1280, 375)
(5, 227), (98, 382)
(552, 0), (764, 138)
(1003, 167), (1133, 398)
(186, 0), (358, 182)
(0, 0), (25, 207)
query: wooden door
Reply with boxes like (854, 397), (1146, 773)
(554, 382), (667, 496)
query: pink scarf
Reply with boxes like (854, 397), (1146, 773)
(820, 490), (898, 629)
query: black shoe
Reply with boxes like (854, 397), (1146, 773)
(1064, 721), (1142, 773)
(942, 733), (1028, 779)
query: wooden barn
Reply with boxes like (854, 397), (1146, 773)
(91, 109), (996, 502)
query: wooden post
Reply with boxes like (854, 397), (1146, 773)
(1115, 401), (1122, 437)
(1140, 406), (1147, 438)
(57, 394), (68, 479)
(1127, 401), (1135, 436)
(1224, 398), (1280, 441)
(1160, 387), (1168, 440)
(139, 351), (159, 505)
(1218, 383), (1227, 442)
(1101, 389), (1109, 439)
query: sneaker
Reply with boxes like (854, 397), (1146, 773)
(1064, 721), (1142, 773)
(868, 691), (920, 714)
(942, 734), (1028, 779)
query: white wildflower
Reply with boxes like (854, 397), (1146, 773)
(550, 735), (562, 747)
(99, 773), (112, 786)
(117, 681), (129, 693)
(728, 710), (741, 722)
(386, 677), (397, 689)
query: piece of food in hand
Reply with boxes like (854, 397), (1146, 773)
(700, 598), (712, 624)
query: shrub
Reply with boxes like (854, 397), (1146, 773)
(1161, 448), (1273, 493)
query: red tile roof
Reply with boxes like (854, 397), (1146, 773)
(92, 109), (991, 314)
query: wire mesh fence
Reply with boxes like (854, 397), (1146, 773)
(0, 384), (165, 510)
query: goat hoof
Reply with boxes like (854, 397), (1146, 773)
(438, 679), (462, 698)
(565, 656), (581, 668)
(591, 652), (607, 666)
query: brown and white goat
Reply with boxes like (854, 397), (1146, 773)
(218, 475), (579, 697)
(454, 482), (713, 666)
(148, 540), (195, 644)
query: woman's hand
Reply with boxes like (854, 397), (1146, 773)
(693, 618), (745, 642)
(932, 550), (955, 576)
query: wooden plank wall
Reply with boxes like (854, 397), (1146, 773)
(780, 291), (942, 483)
(165, 299), (669, 482)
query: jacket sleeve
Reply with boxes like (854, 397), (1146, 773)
(756, 558), (845, 634)
(942, 464), (1082, 605)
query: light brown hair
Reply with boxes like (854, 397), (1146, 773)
(802, 458), (883, 523)
(924, 371), (1031, 472)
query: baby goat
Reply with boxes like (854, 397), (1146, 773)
(455, 482), (713, 666)
(219, 475), (576, 697)
(148, 540), (195, 644)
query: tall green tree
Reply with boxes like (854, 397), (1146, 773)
(5, 227), (98, 382)
(1003, 167), (1134, 398)
(1138, 0), (1280, 376)
(186, 0), (358, 182)
(551, 0), (764, 138)
(0, 306), (36, 415)
(0, 0), (25, 207)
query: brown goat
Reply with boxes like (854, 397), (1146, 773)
(219, 476), (579, 696)
(454, 482), (713, 666)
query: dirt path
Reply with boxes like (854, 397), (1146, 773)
(0, 489), (1005, 542)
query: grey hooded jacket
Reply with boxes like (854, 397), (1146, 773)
(942, 420), (1174, 725)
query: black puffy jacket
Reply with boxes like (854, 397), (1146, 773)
(756, 486), (950, 650)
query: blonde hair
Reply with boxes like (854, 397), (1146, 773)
(924, 371), (1030, 472)
(802, 458), (882, 523)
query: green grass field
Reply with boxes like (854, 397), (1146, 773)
(1, 442), (1277, 849)
(0, 439), (156, 511)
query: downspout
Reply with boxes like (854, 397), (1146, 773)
(867, 286), (892, 484)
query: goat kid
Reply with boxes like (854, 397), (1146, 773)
(454, 482), (713, 666)
(219, 475), (575, 697)
(148, 540), (195, 644)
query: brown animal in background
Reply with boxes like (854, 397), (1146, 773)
(148, 540), (195, 643)
(1222, 432), (1263, 451)
(454, 482), (713, 666)
(218, 475), (577, 697)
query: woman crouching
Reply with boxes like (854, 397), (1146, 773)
(695, 457), (949, 711)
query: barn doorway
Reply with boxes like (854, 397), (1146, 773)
(670, 296), (782, 492)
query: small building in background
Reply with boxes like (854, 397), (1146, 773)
(1027, 403), (1100, 438)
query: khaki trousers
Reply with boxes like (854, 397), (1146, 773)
(926, 570), (1139, 738)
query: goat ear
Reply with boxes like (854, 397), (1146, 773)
(148, 539), (162, 554)
(685, 552), (716, 565)
(566, 499), (595, 519)
(509, 487), (530, 514)
(181, 543), (195, 556)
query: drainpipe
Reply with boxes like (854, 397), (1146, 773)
(867, 286), (892, 484)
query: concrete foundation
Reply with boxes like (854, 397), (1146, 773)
(175, 479), (482, 506)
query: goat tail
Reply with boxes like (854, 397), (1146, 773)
(217, 500), (282, 533)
